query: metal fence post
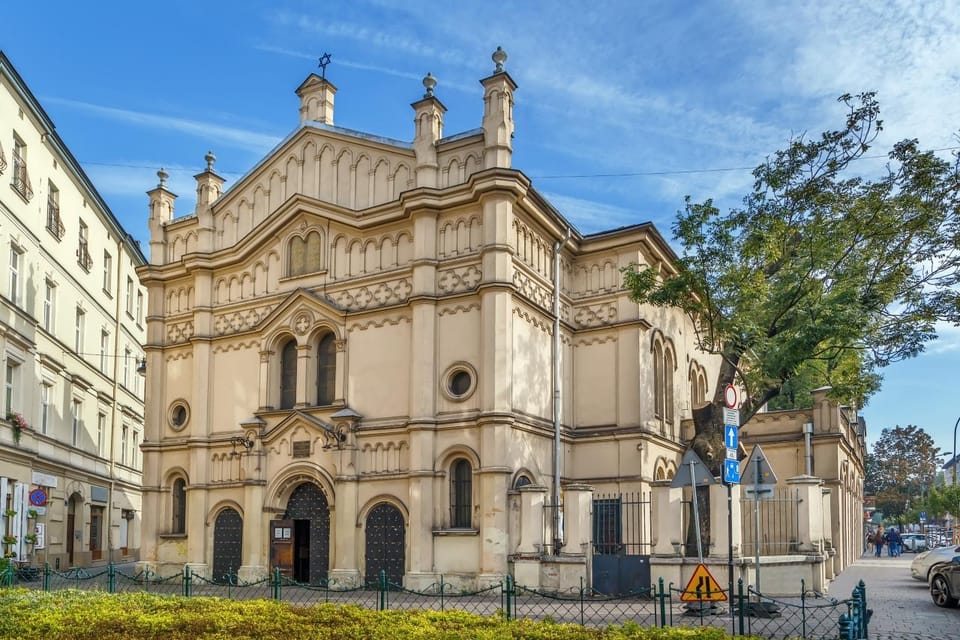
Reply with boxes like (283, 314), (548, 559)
(43, 562), (49, 591)
(184, 565), (192, 598)
(379, 569), (387, 611)
(801, 578), (806, 639)
(858, 579), (868, 639)
(440, 575), (445, 611)
(658, 577), (666, 627)
(737, 578), (745, 636)
(505, 574), (513, 621)
(579, 576), (585, 627)
(838, 613), (852, 640)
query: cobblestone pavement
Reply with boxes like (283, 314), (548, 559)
(826, 550), (958, 639)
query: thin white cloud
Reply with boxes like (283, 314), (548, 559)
(44, 98), (282, 154)
(539, 191), (649, 234)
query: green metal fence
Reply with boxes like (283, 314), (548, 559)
(0, 563), (867, 639)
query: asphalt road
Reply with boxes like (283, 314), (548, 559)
(826, 551), (958, 640)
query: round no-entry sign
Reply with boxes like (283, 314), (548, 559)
(29, 488), (47, 506)
(724, 385), (738, 409)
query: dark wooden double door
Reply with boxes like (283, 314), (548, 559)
(270, 492), (405, 587)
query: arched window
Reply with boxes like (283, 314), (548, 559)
(316, 333), (336, 405)
(514, 475), (532, 489)
(171, 478), (186, 534)
(288, 231), (323, 277)
(653, 341), (664, 422)
(280, 339), (298, 409)
(450, 459), (472, 528)
(664, 347), (675, 427)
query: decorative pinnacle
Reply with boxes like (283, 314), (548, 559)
(422, 72), (437, 97)
(492, 46), (507, 73)
(204, 150), (216, 171)
(318, 52), (332, 79)
(157, 168), (168, 187)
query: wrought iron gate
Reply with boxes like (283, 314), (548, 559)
(283, 483), (330, 585)
(592, 492), (651, 594)
(212, 508), (243, 583)
(364, 502), (405, 585)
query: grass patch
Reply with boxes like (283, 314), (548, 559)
(0, 589), (758, 639)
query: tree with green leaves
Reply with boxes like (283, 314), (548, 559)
(625, 93), (960, 476)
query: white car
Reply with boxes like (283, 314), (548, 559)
(912, 545), (960, 583)
(902, 533), (928, 553)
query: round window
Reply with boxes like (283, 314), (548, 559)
(449, 370), (471, 396)
(441, 363), (477, 401)
(168, 401), (190, 431)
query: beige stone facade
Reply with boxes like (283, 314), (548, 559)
(138, 53), (721, 589)
(137, 52), (864, 594)
(0, 52), (146, 569)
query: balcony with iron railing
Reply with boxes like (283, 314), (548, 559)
(46, 198), (65, 240)
(11, 160), (32, 201)
(0, 142), (6, 174)
(77, 239), (93, 271)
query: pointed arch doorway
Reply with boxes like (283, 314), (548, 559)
(270, 483), (330, 585)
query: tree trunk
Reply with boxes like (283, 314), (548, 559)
(684, 401), (727, 558)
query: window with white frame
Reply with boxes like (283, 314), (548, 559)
(8, 245), (22, 307)
(102, 251), (112, 294)
(77, 220), (92, 271)
(43, 280), (56, 332)
(123, 348), (131, 387)
(46, 180), (64, 239)
(132, 430), (140, 469)
(97, 412), (105, 456)
(100, 330), (109, 373)
(71, 398), (82, 447)
(121, 424), (128, 465)
(125, 277), (134, 316)
(75, 307), (85, 352)
(39, 382), (51, 435)
(136, 291), (144, 325)
(4, 359), (19, 415)
(11, 134), (31, 200)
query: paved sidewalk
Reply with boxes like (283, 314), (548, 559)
(826, 551), (958, 639)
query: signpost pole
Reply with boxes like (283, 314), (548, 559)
(754, 451), (762, 597)
(727, 481), (734, 633)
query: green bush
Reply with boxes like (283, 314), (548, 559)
(0, 590), (759, 640)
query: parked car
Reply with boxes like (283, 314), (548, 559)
(930, 556), (960, 608)
(912, 545), (960, 583)
(902, 533), (928, 552)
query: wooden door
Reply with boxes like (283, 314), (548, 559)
(270, 519), (294, 578)
(89, 506), (103, 561)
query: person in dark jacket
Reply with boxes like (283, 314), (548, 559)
(885, 527), (902, 557)
(872, 527), (885, 558)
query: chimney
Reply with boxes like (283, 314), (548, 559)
(194, 150), (225, 251)
(411, 72), (446, 188)
(296, 73), (337, 125)
(480, 46), (517, 169)
(147, 168), (176, 264)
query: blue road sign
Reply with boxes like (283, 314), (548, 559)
(724, 424), (738, 450)
(920, 511), (927, 522)
(724, 459), (740, 484)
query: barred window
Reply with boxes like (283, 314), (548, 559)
(280, 339), (298, 409)
(172, 478), (186, 534)
(316, 333), (336, 405)
(450, 459), (472, 528)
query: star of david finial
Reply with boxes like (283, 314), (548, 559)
(318, 52), (333, 79)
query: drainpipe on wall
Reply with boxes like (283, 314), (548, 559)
(552, 228), (570, 554)
(803, 422), (814, 476)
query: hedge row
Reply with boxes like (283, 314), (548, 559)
(0, 589), (759, 640)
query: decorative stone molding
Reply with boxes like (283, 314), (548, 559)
(573, 303), (617, 329)
(512, 268), (552, 310)
(347, 315), (411, 332)
(212, 339), (262, 354)
(438, 302), (481, 317)
(167, 321), (195, 344)
(214, 304), (277, 336)
(437, 265), (482, 294)
(512, 306), (552, 334)
(329, 278), (412, 311)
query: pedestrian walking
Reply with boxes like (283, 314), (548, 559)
(872, 527), (885, 558)
(886, 527), (902, 557)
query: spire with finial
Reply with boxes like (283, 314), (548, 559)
(423, 72), (437, 98)
(492, 46), (507, 73)
(157, 168), (169, 188)
(204, 150), (216, 172)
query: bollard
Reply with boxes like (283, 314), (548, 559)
(108, 563), (116, 593)
(504, 574), (513, 621)
(184, 565), (192, 598)
(658, 577), (666, 627)
(838, 613), (853, 640)
(272, 566), (281, 601)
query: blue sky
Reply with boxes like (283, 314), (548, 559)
(5, 1), (960, 462)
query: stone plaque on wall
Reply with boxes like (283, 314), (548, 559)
(292, 441), (311, 458)
(91, 485), (108, 503)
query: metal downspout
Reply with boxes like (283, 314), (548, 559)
(553, 228), (570, 554)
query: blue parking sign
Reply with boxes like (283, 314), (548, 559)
(724, 459), (740, 484)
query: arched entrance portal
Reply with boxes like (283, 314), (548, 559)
(364, 503), (405, 586)
(271, 483), (329, 585)
(212, 508), (243, 583)
(66, 493), (82, 567)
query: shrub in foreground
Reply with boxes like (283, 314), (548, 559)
(0, 590), (757, 640)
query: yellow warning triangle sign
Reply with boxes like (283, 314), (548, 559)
(680, 563), (727, 602)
